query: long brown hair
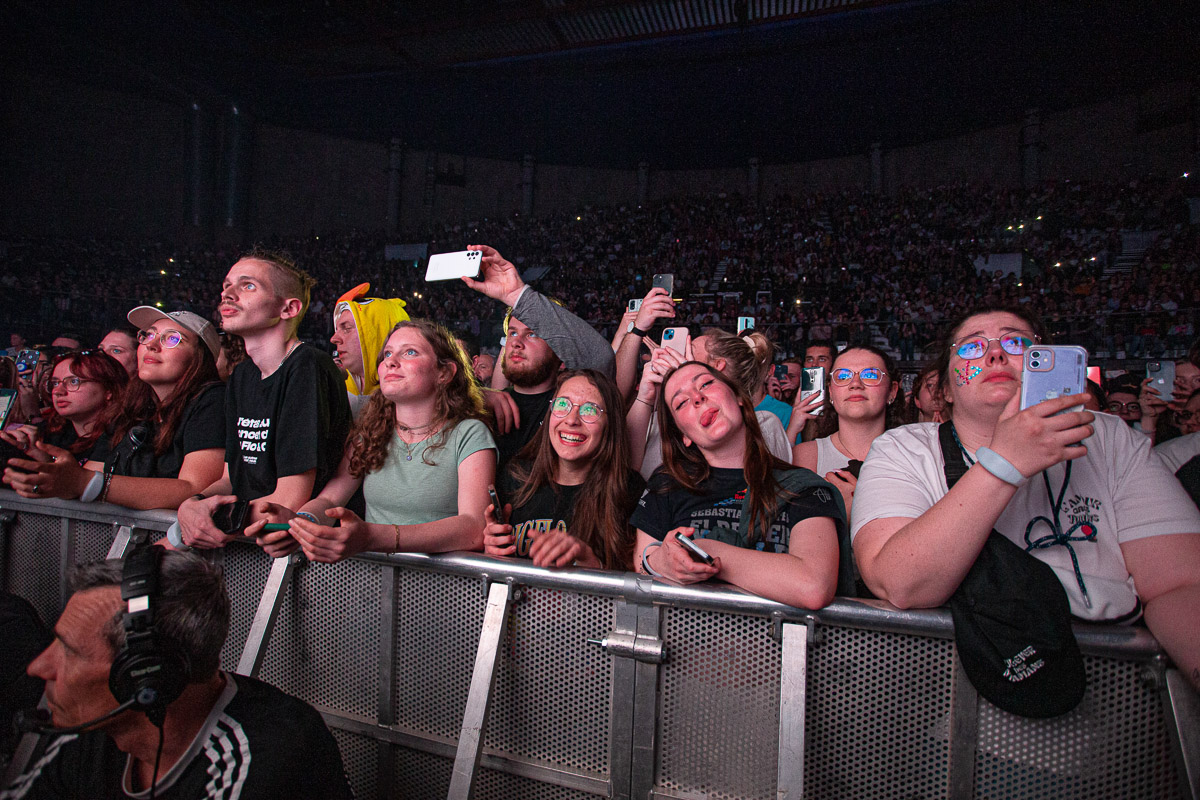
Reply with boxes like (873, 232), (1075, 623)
(655, 362), (794, 546)
(111, 332), (220, 455)
(44, 351), (130, 456)
(815, 344), (907, 437)
(508, 370), (636, 570)
(347, 319), (487, 477)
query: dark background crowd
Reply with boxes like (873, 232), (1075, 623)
(2, 176), (1197, 366)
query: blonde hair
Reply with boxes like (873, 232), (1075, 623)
(700, 328), (775, 394)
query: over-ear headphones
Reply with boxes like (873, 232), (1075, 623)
(108, 545), (191, 727)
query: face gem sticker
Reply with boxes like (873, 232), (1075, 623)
(954, 364), (982, 386)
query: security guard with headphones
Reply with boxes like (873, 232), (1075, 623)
(3, 547), (352, 799)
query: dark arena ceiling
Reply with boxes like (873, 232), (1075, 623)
(4, 0), (1197, 169)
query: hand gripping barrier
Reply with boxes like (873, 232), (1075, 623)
(2, 490), (1197, 800)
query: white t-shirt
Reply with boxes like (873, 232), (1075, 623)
(1154, 431), (1200, 473)
(851, 416), (1200, 621)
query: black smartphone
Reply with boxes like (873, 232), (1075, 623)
(773, 364), (788, 380)
(0, 439), (32, 475)
(674, 532), (714, 565)
(212, 499), (250, 535)
(652, 273), (675, 298)
(488, 484), (506, 525)
(844, 460), (863, 479)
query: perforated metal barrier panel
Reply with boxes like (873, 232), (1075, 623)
(1, 496), (1194, 800)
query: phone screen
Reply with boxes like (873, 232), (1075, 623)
(0, 389), (16, 429)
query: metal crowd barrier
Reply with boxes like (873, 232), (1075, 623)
(1, 491), (1197, 800)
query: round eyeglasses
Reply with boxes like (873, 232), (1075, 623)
(951, 334), (1036, 361)
(136, 329), (186, 349)
(549, 396), (605, 423)
(832, 367), (884, 386)
(48, 377), (97, 393)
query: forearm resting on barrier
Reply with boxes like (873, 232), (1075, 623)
(1124, 532), (1200, 691)
(85, 449), (224, 510)
(704, 518), (839, 610)
(855, 466), (1018, 609)
(288, 510), (486, 563)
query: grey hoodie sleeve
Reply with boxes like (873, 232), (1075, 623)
(511, 288), (616, 379)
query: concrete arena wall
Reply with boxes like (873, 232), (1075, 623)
(0, 71), (1193, 239)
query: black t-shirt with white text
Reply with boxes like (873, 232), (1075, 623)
(630, 466), (842, 552)
(225, 346), (350, 501)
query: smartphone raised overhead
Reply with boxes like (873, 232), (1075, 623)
(737, 316), (755, 335)
(426, 250), (482, 281)
(660, 327), (688, 356)
(627, 299), (643, 313)
(1146, 360), (1176, 405)
(674, 532), (714, 565)
(800, 367), (826, 416)
(1020, 345), (1088, 411)
(652, 273), (675, 298)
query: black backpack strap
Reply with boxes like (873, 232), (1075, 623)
(938, 421), (969, 490)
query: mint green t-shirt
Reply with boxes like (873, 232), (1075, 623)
(363, 418), (496, 525)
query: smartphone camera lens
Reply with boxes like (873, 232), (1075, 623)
(664, 330), (674, 340)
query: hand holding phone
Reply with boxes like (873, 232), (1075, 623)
(661, 327), (689, 356)
(674, 531), (714, 565)
(212, 499), (250, 535)
(1021, 346), (1088, 411)
(488, 485), (506, 525)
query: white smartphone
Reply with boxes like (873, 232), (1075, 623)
(1021, 345), (1088, 410)
(801, 367), (826, 416)
(628, 299), (643, 313)
(661, 327), (688, 356)
(737, 316), (755, 334)
(425, 250), (482, 281)
(1146, 360), (1176, 405)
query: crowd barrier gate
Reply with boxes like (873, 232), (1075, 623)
(1, 491), (1197, 800)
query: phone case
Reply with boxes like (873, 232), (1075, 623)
(1147, 361), (1176, 404)
(801, 367), (826, 415)
(425, 250), (482, 281)
(1021, 345), (1088, 410)
(652, 274), (675, 297)
(661, 327), (688, 356)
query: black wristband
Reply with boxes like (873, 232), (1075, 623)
(628, 325), (650, 339)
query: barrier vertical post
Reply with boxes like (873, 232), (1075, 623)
(447, 578), (515, 800)
(376, 564), (399, 799)
(776, 618), (814, 800)
(1163, 667), (1200, 799)
(235, 553), (300, 677)
(947, 651), (980, 799)
(629, 602), (663, 799)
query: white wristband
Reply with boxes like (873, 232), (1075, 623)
(78, 471), (104, 503)
(975, 447), (1027, 486)
(166, 520), (190, 550)
(640, 542), (665, 578)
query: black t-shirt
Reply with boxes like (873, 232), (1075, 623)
(91, 384), (226, 480)
(40, 425), (96, 464)
(494, 388), (552, 468)
(499, 463), (645, 559)
(3, 673), (353, 799)
(630, 466), (842, 553)
(225, 346), (350, 501)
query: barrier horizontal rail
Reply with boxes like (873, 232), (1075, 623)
(1, 492), (1195, 800)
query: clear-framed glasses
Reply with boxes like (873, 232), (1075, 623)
(136, 329), (186, 349)
(832, 367), (884, 386)
(1107, 401), (1140, 414)
(550, 396), (605, 423)
(47, 377), (96, 393)
(952, 334), (1036, 360)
